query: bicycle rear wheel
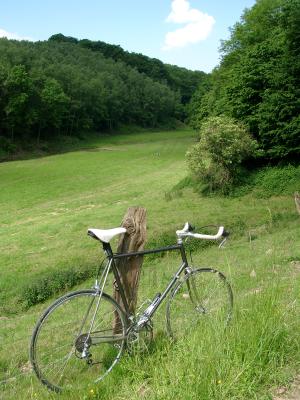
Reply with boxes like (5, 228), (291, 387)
(166, 268), (233, 340)
(30, 289), (127, 392)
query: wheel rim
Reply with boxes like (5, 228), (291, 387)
(31, 291), (126, 392)
(166, 269), (233, 340)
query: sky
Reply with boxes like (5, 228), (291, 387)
(0, 0), (256, 72)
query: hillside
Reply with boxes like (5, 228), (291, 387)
(0, 129), (299, 399)
(0, 36), (208, 160)
(49, 33), (208, 105)
(1, 0), (299, 398)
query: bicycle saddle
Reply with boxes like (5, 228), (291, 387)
(87, 227), (127, 243)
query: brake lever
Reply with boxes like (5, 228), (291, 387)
(188, 223), (195, 232)
(218, 237), (227, 249)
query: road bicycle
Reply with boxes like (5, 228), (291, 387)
(30, 222), (233, 392)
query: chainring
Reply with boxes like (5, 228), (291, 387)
(126, 320), (153, 354)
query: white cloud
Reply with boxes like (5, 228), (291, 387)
(163, 0), (215, 50)
(0, 28), (33, 41)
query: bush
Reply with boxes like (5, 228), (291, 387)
(186, 116), (258, 193)
(20, 265), (95, 308)
(232, 165), (300, 198)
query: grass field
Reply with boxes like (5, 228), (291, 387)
(0, 129), (299, 399)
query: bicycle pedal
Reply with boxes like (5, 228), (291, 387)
(86, 353), (93, 364)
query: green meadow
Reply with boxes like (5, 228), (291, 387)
(0, 129), (299, 399)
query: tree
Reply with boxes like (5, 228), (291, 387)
(40, 78), (69, 135)
(4, 65), (32, 140)
(0, 36), (188, 144)
(186, 116), (258, 193)
(189, 0), (300, 160)
(0, 64), (8, 136)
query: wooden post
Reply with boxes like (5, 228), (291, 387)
(114, 207), (147, 321)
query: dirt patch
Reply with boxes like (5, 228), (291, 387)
(290, 261), (300, 275)
(85, 147), (125, 152)
(19, 361), (33, 374)
(245, 287), (263, 296)
(273, 376), (300, 400)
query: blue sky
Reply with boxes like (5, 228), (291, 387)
(0, 0), (256, 72)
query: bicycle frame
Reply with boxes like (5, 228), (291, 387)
(30, 224), (232, 392)
(101, 240), (190, 321)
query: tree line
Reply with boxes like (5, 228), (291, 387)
(188, 0), (300, 161)
(0, 37), (207, 152)
(49, 34), (208, 105)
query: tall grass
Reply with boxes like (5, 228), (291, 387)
(0, 129), (299, 399)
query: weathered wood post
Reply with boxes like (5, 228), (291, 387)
(114, 207), (147, 324)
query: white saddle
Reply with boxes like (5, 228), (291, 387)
(88, 227), (127, 243)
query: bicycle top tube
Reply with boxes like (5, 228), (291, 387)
(112, 244), (182, 259)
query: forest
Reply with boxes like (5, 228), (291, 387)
(0, 35), (207, 157)
(48, 33), (207, 105)
(0, 0), (299, 163)
(188, 0), (300, 161)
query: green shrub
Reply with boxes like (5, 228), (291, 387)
(186, 116), (258, 193)
(232, 165), (300, 198)
(20, 265), (96, 308)
(253, 165), (300, 198)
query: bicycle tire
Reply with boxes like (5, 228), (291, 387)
(30, 289), (127, 392)
(166, 268), (233, 340)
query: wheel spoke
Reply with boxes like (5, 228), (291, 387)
(167, 269), (233, 340)
(55, 348), (76, 385)
(30, 290), (126, 392)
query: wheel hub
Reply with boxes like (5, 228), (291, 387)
(75, 333), (92, 353)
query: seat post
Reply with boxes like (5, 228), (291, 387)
(102, 241), (113, 258)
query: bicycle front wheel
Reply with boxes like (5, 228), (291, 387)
(30, 289), (127, 392)
(166, 268), (233, 340)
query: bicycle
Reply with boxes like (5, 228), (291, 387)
(30, 222), (233, 392)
